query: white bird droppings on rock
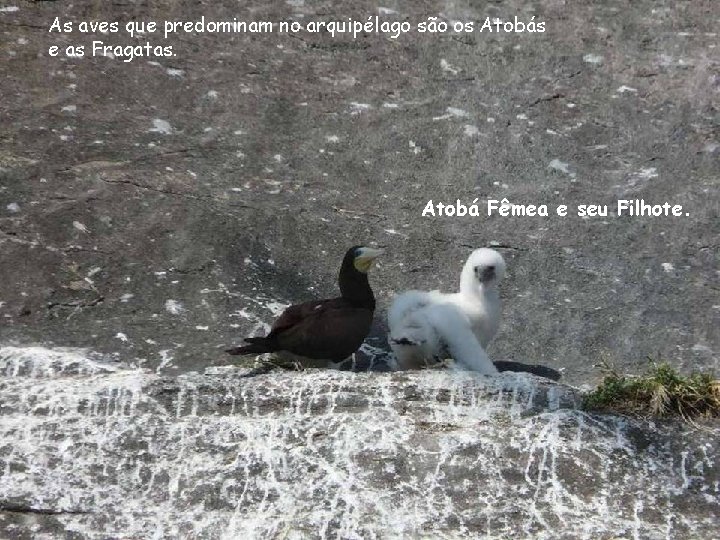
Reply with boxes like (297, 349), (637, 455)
(73, 221), (89, 233)
(349, 102), (372, 114)
(150, 118), (173, 134)
(623, 167), (659, 192)
(165, 300), (185, 315)
(156, 350), (174, 372)
(661, 263), (674, 273)
(433, 107), (469, 121)
(583, 53), (603, 64)
(691, 343), (714, 354)
(636, 167), (658, 179)
(440, 59), (459, 75)
(6, 203), (20, 213)
(549, 159), (576, 177)
(265, 301), (290, 316)
(0, 350), (716, 539)
(617, 85), (638, 93)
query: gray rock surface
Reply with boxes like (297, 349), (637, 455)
(1, 346), (718, 539)
(0, 0), (718, 537)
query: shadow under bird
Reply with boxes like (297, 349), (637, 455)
(226, 246), (384, 367)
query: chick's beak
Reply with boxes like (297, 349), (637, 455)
(481, 266), (496, 282)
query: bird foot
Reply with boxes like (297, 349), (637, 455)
(254, 354), (307, 372)
(423, 357), (455, 370)
(292, 360), (305, 371)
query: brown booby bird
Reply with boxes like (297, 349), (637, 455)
(226, 245), (383, 367)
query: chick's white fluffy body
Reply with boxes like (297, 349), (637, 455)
(388, 248), (506, 374)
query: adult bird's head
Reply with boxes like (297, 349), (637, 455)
(348, 245), (385, 273)
(339, 245), (384, 306)
(460, 248), (506, 293)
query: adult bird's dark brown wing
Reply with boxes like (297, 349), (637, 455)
(265, 298), (329, 338)
(271, 298), (373, 360)
(227, 297), (373, 361)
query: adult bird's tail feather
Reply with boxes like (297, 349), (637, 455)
(225, 337), (273, 355)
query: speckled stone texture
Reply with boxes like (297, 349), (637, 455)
(0, 346), (718, 539)
(0, 0), (718, 380)
(0, 0), (718, 536)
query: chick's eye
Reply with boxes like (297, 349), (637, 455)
(487, 265), (495, 272)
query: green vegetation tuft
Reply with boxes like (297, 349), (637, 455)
(583, 360), (720, 419)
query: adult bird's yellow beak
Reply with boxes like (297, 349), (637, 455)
(354, 247), (385, 273)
